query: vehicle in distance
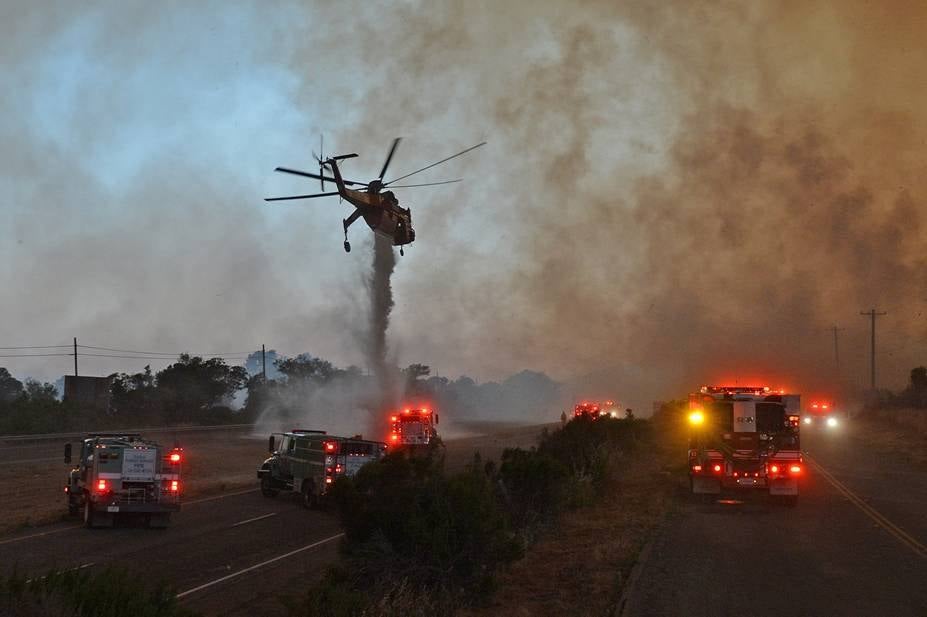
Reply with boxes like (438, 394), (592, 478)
(388, 407), (439, 447)
(687, 385), (803, 505)
(802, 398), (844, 428)
(258, 429), (386, 507)
(64, 433), (182, 528)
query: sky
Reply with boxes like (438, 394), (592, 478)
(2, 1), (926, 413)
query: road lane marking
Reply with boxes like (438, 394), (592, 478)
(185, 488), (259, 505)
(175, 532), (344, 599)
(0, 488), (259, 546)
(806, 455), (927, 559)
(230, 512), (277, 528)
(0, 524), (83, 546)
(24, 562), (95, 583)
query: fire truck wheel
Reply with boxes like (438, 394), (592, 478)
(300, 482), (316, 510)
(261, 475), (279, 498)
(83, 499), (113, 529)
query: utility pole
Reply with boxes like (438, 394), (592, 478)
(73, 337), (78, 377)
(829, 325), (844, 375)
(261, 344), (267, 382)
(860, 309), (887, 391)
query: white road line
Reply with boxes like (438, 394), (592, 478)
(230, 512), (277, 528)
(176, 533), (344, 600)
(0, 488), (259, 546)
(25, 562), (95, 583)
(185, 488), (259, 505)
(0, 524), (83, 546)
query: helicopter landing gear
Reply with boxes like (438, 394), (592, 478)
(344, 241), (351, 253)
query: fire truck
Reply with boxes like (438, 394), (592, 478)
(258, 429), (386, 507)
(573, 401), (621, 419)
(64, 433), (182, 528)
(388, 407), (439, 447)
(802, 398), (844, 428)
(687, 386), (803, 505)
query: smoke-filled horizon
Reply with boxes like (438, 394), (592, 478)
(3, 2), (926, 414)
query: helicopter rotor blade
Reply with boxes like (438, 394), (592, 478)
(274, 167), (365, 186)
(378, 137), (402, 181)
(386, 179), (463, 188)
(264, 192), (340, 202)
(384, 141), (486, 185)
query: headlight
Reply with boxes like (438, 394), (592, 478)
(803, 417), (812, 425)
(826, 417), (838, 427)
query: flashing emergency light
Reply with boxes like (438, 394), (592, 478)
(170, 480), (179, 492)
(688, 410), (705, 426)
(96, 479), (107, 492)
(169, 452), (181, 463)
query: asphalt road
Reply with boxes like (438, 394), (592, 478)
(0, 422), (548, 616)
(623, 424), (927, 617)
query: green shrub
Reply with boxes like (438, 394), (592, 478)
(0, 567), (195, 617)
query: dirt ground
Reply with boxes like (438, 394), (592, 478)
(461, 447), (677, 617)
(0, 432), (267, 535)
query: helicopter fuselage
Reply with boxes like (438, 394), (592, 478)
(329, 161), (415, 247)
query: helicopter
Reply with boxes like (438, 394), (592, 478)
(266, 137), (485, 254)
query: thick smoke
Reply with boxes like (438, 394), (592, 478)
(367, 232), (398, 411)
(4, 2), (926, 418)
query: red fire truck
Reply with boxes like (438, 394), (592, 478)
(687, 385), (803, 505)
(388, 407), (439, 447)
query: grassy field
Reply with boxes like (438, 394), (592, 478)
(0, 433), (267, 535)
(460, 428), (681, 617)
(852, 409), (927, 469)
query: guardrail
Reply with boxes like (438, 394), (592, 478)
(0, 424), (255, 443)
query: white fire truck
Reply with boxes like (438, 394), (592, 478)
(64, 433), (182, 528)
(687, 386), (803, 505)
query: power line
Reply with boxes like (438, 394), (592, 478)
(0, 345), (71, 350)
(78, 344), (254, 357)
(0, 353), (74, 358)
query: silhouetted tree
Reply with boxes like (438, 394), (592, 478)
(0, 368), (23, 403)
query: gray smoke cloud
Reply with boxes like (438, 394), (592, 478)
(3, 2), (926, 417)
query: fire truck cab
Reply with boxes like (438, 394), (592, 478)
(389, 408), (439, 447)
(687, 386), (803, 505)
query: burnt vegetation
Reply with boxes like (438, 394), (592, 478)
(291, 415), (652, 617)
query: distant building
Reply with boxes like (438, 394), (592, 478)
(63, 375), (112, 411)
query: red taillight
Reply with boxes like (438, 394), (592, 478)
(323, 440), (339, 453)
(692, 465), (703, 472)
(170, 480), (179, 492)
(325, 477), (333, 484)
(169, 452), (181, 463)
(789, 465), (802, 474)
(712, 464), (722, 473)
(96, 479), (107, 492)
